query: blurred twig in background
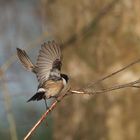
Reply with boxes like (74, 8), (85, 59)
(63, 0), (120, 47)
(0, 31), (50, 76)
(0, 0), (120, 77)
(0, 30), (52, 140)
(1, 73), (18, 140)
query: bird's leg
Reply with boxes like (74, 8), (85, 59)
(43, 98), (49, 126)
(44, 98), (49, 111)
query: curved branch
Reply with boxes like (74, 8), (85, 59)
(24, 58), (140, 140)
(24, 78), (140, 140)
(70, 79), (140, 95)
(24, 100), (58, 140)
(87, 58), (140, 88)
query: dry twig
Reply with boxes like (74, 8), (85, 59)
(86, 58), (140, 88)
(24, 58), (140, 140)
(24, 100), (58, 140)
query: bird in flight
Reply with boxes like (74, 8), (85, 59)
(17, 41), (69, 109)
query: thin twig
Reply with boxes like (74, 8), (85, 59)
(23, 59), (140, 140)
(130, 85), (140, 88)
(87, 58), (140, 88)
(70, 79), (140, 95)
(24, 88), (70, 140)
(24, 77), (140, 140)
(23, 55), (140, 140)
(24, 100), (58, 140)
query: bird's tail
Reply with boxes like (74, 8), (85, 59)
(27, 91), (45, 102)
(16, 48), (36, 72)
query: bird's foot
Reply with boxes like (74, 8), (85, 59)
(52, 96), (61, 102)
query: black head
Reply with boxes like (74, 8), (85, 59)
(61, 74), (69, 83)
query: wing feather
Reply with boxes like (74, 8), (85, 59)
(36, 41), (62, 84)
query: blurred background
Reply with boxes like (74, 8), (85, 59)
(0, 0), (140, 140)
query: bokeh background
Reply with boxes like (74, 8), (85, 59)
(0, 0), (140, 140)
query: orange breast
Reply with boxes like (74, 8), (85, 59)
(43, 80), (64, 98)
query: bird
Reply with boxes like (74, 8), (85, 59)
(16, 41), (69, 109)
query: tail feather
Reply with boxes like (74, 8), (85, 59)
(27, 92), (45, 102)
(16, 48), (35, 72)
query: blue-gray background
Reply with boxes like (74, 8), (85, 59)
(1, 0), (140, 140)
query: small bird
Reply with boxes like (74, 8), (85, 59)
(17, 41), (69, 109)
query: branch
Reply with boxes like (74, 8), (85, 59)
(24, 100), (58, 140)
(70, 79), (140, 95)
(24, 88), (70, 140)
(24, 59), (140, 140)
(24, 79), (140, 140)
(86, 58), (140, 88)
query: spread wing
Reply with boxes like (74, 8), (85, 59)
(36, 41), (62, 84)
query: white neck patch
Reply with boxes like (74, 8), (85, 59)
(38, 88), (45, 92)
(62, 77), (67, 86)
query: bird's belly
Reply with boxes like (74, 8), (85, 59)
(45, 81), (64, 98)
